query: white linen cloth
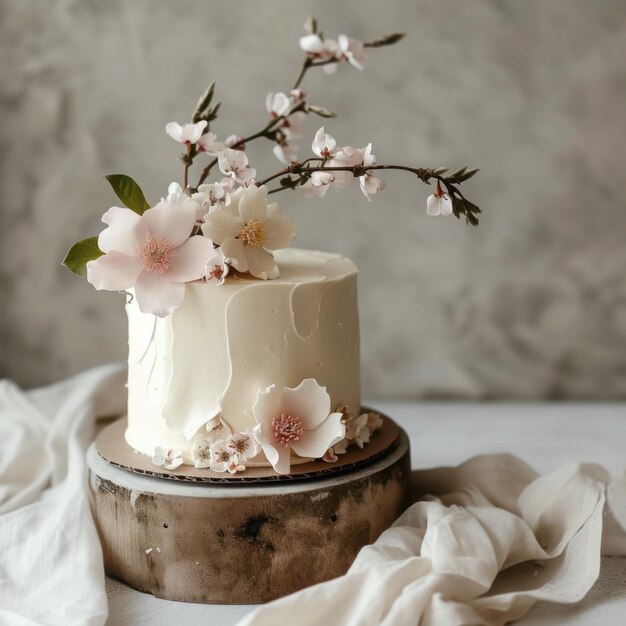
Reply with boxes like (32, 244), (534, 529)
(0, 364), (126, 626)
(0, 365), (624, 626)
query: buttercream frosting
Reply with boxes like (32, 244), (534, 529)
(124, 248), (360, 463)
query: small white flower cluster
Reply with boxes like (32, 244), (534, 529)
(191, 417), (259, 474)
(322, 407), (384, 463)
(150, 379), (359, 476)
(300, 127), (385, 201)
(299, 33), (367, 72)
(78, 19), (474, 319)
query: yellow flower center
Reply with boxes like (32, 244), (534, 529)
(238, 218), (266, 248)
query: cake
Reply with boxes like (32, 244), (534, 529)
(125, 248), (360, 466)
(63, 20), (480, 475)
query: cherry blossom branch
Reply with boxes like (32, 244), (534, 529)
(257, 162), (482, 225)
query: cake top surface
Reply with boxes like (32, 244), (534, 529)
(218, 248), (358, 286)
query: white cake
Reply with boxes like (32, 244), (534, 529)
(124, 248), (360, 464)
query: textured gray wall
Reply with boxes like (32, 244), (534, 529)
(2, 0), (626, 398)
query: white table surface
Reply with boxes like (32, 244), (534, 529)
(105, 402), (626, 626)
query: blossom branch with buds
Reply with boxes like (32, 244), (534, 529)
(63, 15), (483, 318)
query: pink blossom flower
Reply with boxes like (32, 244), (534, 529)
(86, 192), (215, 317)
(152, 446), (183, 470)
(300, 170), (334, 198)
(204, 242), (229, 285)
(227, 431), (260, 461)
(251, 379), (345, 475)
(329, 145), (364, 189)
(224, 134), (246, 150)
(273, 139), (299, 164)
(299, 34), (338, 62)
(197, 131), (225, 155)
(202, 185), (296, 279)
(217, 148), (257, 185)
(358, 143), (385, 200)
(266, 92), (292, 118)
(165, 120), (207, 145)
(280, 111), (306, 140)
(208, 441), (245, 474)
(336, 35), (367, 70)
(193, 182), (228, 214)
(289, 88), (307, 107)
(426, 182), (453, 216)
(311, 127), (338, 158)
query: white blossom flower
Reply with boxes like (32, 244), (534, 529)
(300, 170), (334, 198)
(227, 430), (260, 461)
(165, 181), (207, 221)
(204, 415), (233, 443)
(209, 441), (245, 474)
(86, 192), (215, 317)
(266, 92), (292, 118)
(152, 446), (184, 470)
(358, 143), (385, 201)
(333, 410), (383, 454)
(165, 120), (207, 145)
(224, 134), (246, 149)
(197, 131), (225, 155)
(329, 145), (364, 190)
(202, 185), (296, 280)
(280, 111), (306, 140)
(217, 148), (257, 185)
(299, 34), (338, 62)
(193, 182), (228, 214)
(191, 439), (212, 469)
(426, 182), (453, 216)
(251, 379), (345, 475)
(311, 127), (338, 158)
(289, 88), (307, 107)
(336, 35), (367, 70)
(273, 140), (299, 164)
(204, 241), (229, 285)
(366, 412), (384, 434)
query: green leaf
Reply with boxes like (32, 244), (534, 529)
(105, 174), (150, 215)
(62, 236), (103, 276)
(307, 104), (337, 118)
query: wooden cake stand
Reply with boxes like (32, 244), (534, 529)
(87, 412), (410, 604)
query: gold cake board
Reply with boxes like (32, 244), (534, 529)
(87, 412), (410, 604)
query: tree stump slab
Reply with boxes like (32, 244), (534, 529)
(87, 420), (410, 604)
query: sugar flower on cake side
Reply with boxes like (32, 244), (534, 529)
(251, 379), (345, 475)
(63, 16), (482, 319)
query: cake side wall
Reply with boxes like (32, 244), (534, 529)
(125, 252), (361, 464)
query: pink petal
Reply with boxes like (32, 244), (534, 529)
(263, 214), (297, 250)
(202, 210), (242, 244)
(143, 195), (196, 247)
(98, 206), (148, 254)
(281, 379), (331, 430)
(291, 413), (345, 459)
(164, 236), (214, 282)
(134, 270), (185, 317)
(86, 251), (143, 291)
(252, 385), (283, 429)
